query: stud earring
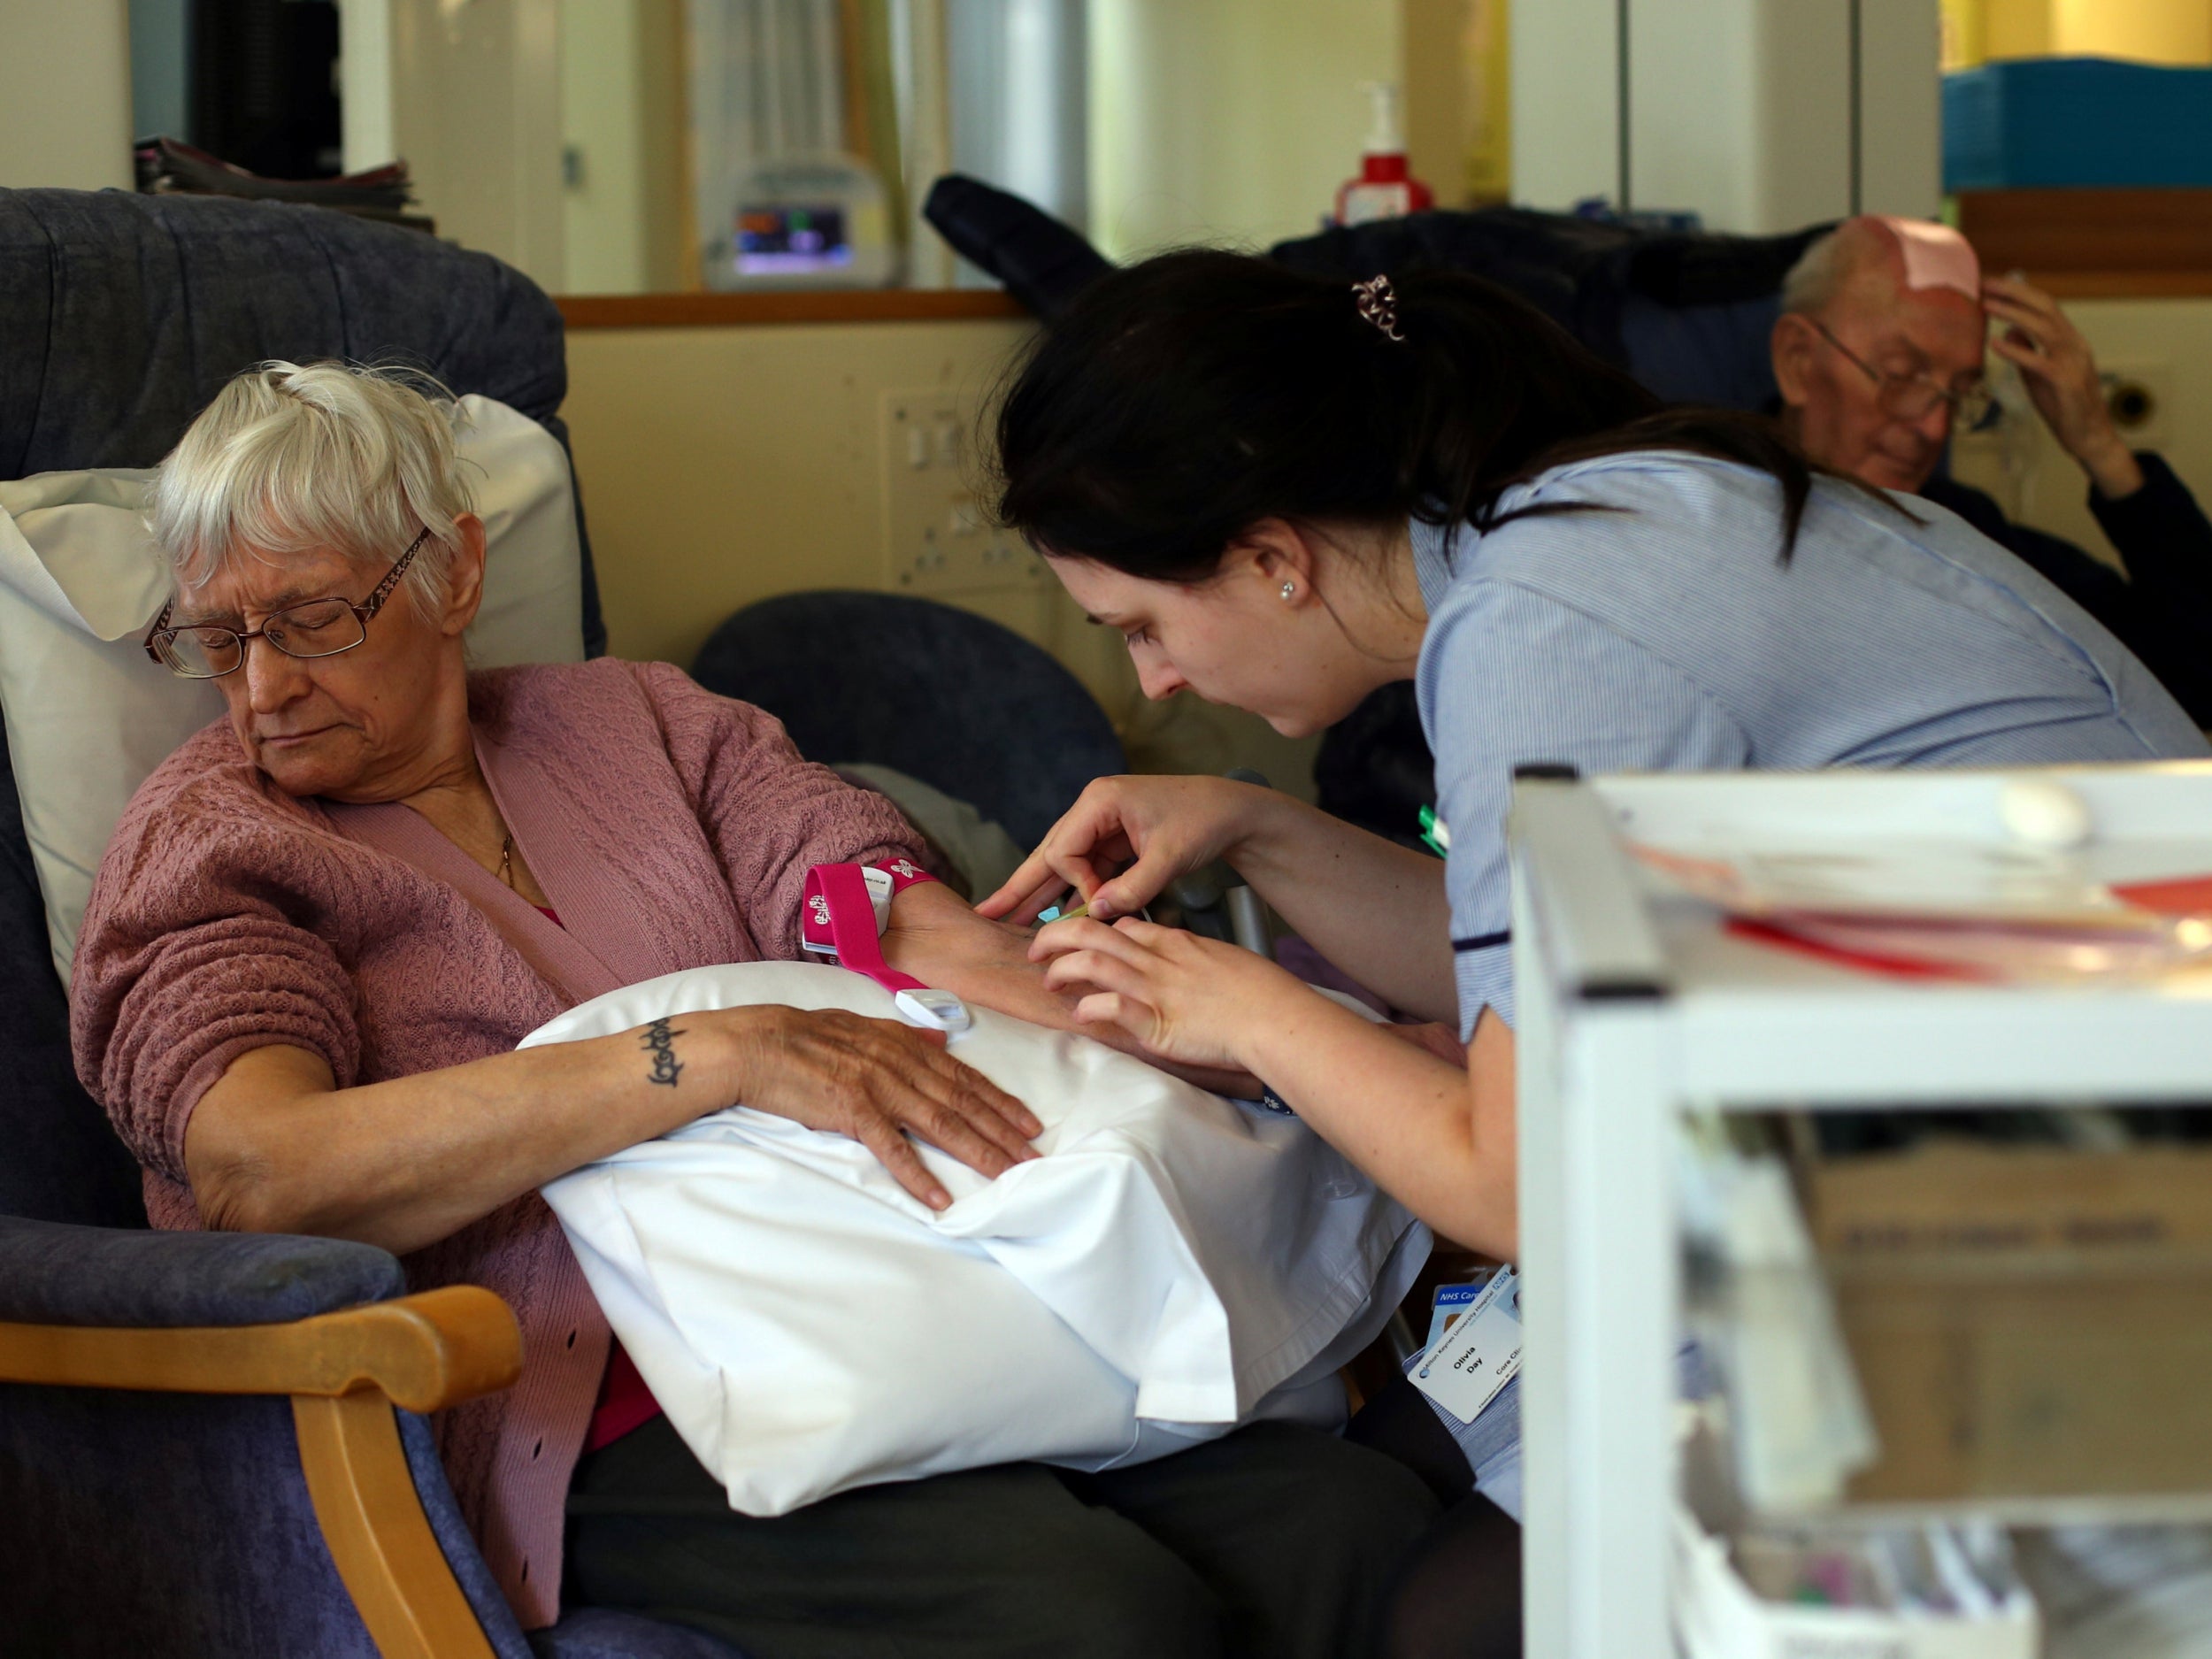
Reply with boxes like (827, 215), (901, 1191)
(1280, 581), (1296, 601)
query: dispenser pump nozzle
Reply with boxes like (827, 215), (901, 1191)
(1362, 81), (1405, 157)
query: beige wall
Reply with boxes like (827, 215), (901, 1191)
(562, 317), (1323, 793)
(1087, 0), (1401, 260)
(1512, 0), (1940, 227)
(0, 0), (133, 191)
(1510, 0), (1618, 208)
(560, 0), (651, 294)
(1402, 0), (1511, 207)
(565, 318), (1031, 668)
(558, 0), (687, 295)
(345, 0), (566, 288)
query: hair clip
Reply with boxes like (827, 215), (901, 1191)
(1351, 274), (1405, 343)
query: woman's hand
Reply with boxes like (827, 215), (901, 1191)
(975, 774), (1275, 925)
(730, 1006), (1042, 1210)
(1036, 918), (1519, 1255)
(1033, 916), (1314, 1071)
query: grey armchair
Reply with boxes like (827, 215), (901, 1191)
(0, 187), (734, 1659)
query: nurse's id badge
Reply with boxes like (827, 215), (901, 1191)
(1410, 1265), (1521, 1425)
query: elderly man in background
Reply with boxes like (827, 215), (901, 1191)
(1772, 215), (2212, 725)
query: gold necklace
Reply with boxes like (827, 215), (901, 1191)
(498, 833), (517, 890)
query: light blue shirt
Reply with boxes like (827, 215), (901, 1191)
(1415, 450), (2211, 1037)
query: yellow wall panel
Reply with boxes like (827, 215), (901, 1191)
(2054, 0), (2212, 64)
(1959, 0), (2212, 65)
(564, 318), (1033, 670)
(1980, 0), (2053, 61)
(562, 317), (1324, 794)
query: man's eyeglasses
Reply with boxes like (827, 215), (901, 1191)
(144, 526), (433, 680)
(1806, 318), (1996, 430)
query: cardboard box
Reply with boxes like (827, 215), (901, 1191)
(1802, 1143), (2212, 1504)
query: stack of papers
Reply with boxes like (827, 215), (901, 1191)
(2016, 1526), (2212, 1659)
(1675, 1503), (2041, 1657)
(1635, 841), (2212, 984)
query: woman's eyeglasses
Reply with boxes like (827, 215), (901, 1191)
(144, 526), (432, 680)
(1807, 318), (1996, 430)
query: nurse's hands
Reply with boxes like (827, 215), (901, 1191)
(1031, 916), (1310, 1071)
(884, 876), (1268, 1100)
(1032, 918), (1470, 1078)
(976, 774), (1279, 926)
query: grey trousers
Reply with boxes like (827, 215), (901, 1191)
(563, 1415), (1440, 1659)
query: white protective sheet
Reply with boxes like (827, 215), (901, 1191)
(527, 962), (1427, 1516)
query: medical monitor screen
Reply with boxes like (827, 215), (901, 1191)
(734, 204), (853, 275)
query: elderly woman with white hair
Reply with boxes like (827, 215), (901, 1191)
(69, 361), (1436, 1659)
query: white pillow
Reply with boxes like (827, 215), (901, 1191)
(0, 395), (586, 987)
(526, 961), (1428, 1517)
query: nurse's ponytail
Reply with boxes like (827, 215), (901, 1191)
(994, 249), (1822, 581)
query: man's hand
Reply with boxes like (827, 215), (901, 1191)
(1983, 273), (2145, 501)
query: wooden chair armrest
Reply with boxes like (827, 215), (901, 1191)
(0, 1285), (520, 1412)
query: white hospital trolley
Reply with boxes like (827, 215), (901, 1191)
(1506, 762), (2212, 1657)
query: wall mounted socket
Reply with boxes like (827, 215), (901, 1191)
(2100, 363), (2171, 449)
(879, 389), (1048, 598)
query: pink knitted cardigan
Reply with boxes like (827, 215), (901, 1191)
(70, 658), (920, 1629)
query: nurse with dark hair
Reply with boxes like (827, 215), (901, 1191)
(977, 250), (2208, 1658)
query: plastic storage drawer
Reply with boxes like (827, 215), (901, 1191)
(1944, 58), (2212, 190)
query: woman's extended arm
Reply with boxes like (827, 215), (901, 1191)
(979, 775), (1457, 1024)
(188, 875), (1262, 1258)
(1252, 1000), (1517, 1257)
(1222, 788), (1457, 1025)
(1034, 916), (1516, 1256)
(186, 1004), (1041, 1256)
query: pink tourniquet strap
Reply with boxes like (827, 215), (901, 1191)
(805, 862), (931, 996)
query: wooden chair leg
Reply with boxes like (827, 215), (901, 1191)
(293, 1390), (497, 1659)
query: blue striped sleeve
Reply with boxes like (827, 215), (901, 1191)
(1421, 581), (1751, 1036)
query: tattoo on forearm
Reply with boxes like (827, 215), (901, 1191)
(641, 1018), (687, 1087)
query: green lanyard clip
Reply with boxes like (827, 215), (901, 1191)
(1417, 804), (1450, 858)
